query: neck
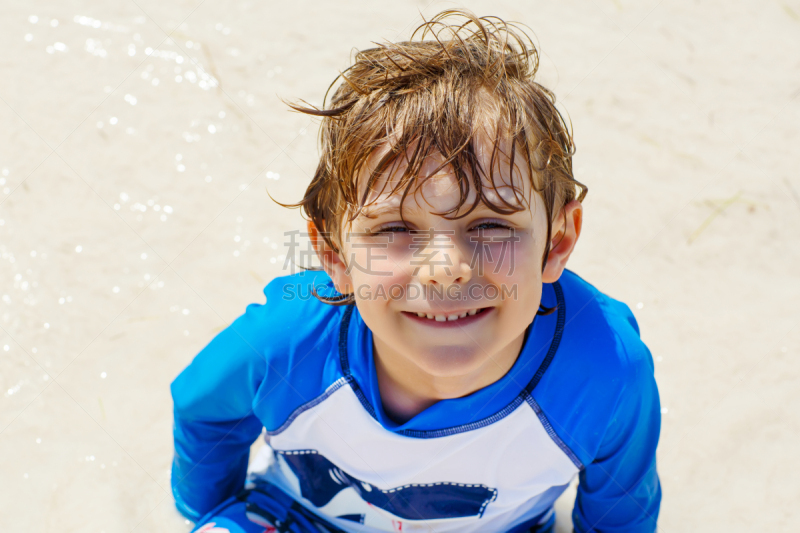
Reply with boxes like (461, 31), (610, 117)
(372, 332), (526, 424)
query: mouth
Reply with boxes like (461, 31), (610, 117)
(401, 307), (494, 327)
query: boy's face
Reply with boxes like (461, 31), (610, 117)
(317, 137), (581, 396)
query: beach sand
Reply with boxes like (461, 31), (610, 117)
(1, 1), (799, 531)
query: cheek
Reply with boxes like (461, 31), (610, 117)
(345, 243), (411, 296)
(474, 236), (539, 281)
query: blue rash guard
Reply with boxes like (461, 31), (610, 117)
(170, 269), (661, 532)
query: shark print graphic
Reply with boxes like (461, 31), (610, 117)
(273, 449), (497, 526)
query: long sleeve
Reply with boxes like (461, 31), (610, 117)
(170, 301), (270, 521)
(169, 270), (342, 521)
(571, 344), (662, 532)
(528, 272), (663, 532)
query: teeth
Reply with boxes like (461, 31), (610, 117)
(413, 310), (482, 321)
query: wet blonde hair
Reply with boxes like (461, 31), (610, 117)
(284, 9), (587, 303)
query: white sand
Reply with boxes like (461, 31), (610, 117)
(1, 1), (799, 531)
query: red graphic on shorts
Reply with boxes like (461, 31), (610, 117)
(244, 510), (277, 532)
(195, 523), (230, 533)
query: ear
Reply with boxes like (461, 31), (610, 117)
(541, 200), (583, 283)
(307, 220), (353, 294)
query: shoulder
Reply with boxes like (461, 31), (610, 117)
(247, 270), (344, 347)
(534, 270), (658, 465)
(208, 270), (344, 365)
(171, 270), (346, 422)
(234, 270), (347, 383)
(556, 269), (653, 381)
(251, 271), (352, 430)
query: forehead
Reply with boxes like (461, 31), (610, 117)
(356, 134), (536, 219)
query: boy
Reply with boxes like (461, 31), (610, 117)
(171, 10), (661, 533)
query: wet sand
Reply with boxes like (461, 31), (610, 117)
(1, 1), (799, 531)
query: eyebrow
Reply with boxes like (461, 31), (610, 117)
(359, 201), (516, 219)
(359, 204), (422, 219)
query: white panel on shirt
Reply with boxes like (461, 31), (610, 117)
(248, 383), (578, 533)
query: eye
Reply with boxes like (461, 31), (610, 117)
(470, 221), (513, 232)
(369, 224), (410, 234)
(468, 220), (517, 241)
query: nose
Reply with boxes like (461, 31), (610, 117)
(415, 231), (473, 288)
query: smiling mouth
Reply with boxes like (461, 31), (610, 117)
(404, 307), (491, 323)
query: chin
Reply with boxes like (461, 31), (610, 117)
(413, 345), (489, 380)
